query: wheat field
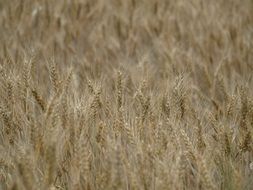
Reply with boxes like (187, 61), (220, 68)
(0, 0), (253, 189)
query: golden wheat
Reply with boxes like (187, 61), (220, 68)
(0, 0), (252, 189)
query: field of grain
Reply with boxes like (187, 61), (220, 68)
(0, 0), (253, 189)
